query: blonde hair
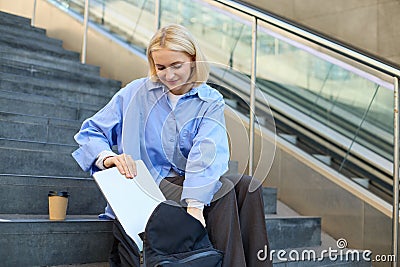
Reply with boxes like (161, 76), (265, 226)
(147, 24), (210, 84)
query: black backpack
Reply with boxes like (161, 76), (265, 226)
(141, 200), (223, 267)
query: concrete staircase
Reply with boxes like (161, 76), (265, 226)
(0, 10), (117, 266)
(0, 10), (370, 267)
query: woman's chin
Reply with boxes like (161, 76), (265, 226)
(168, 85), (183, 92)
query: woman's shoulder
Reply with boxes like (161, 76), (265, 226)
(117, 77), (161, 97)
(196, 83), (224, 103)
(119, 77), (149, 93)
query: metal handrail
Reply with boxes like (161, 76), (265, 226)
(154, 0), (160, 31)
(31, 0), (37, 26)
(81, 0), (89, 64)
(248, 16), (257, 176)
(393, 76), (399, 266)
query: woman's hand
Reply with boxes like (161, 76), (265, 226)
(103, 153), (137, 179)
(187, 207), (206, 227)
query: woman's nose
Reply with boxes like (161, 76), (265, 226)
(165, 67), (175, 80)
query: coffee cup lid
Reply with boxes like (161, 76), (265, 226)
(48, 191), (69, 197)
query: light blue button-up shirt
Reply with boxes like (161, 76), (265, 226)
(72, 78), (229, 205)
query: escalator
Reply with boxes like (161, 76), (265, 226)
(208, 69), (394, 202)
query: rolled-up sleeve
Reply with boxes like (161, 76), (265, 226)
(181, 100), (229, 205)
(72, 92), (123, 172)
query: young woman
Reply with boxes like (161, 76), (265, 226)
(72, 24), (272, 267)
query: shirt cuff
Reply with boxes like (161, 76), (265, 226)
(95, 150), (118, 170)
(185, 198), (205, 210)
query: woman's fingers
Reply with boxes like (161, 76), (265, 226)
(125, 154), (137, 178)
(104, 154), (137, 179)
(113, 155), (128, 177)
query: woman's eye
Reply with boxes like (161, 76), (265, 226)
(172, 64), (182, 69)
(156, 66), (165, 71)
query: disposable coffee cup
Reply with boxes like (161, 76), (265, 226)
(48, 191), (69, 220)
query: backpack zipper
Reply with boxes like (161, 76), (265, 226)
(140, 251), (144, 265)
(154, 250), (221, 266)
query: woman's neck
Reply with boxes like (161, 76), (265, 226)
(168, 82), (193, 95)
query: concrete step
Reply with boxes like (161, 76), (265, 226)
(268, 200), (321, 250)
(0, 10), (31, 23)
(0, 58), (121, 87)
(0, 90), (98, 121)
(0, 75), (116, 106)
(0, 174), (106, 215)
(0, 11), (46, 34)
(0, 70), (119, 96)
(262, 187), (277, 214)
(0, 138), (76, 152)
(0, 34), (79, 60)
(0, 43), (78, 61)
(266, 215), (321, 250)
(270, 231), (371, 266)
(0, 112), (80, 145)
(50, 263), (108, 267)
(0, 49), (100, 76)
(0, 23), (62, 47)
(0, 140), (87, 177)
(269, 201), (371, 266)
(0, 215), (113, 267)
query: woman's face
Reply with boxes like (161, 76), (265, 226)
(151, 48), (194, 95)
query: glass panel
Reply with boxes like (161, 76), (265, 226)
(88, 0), (155, 50)
(159, 0), (252, 75)
(52, 0), (155, 51)
(256, 20), (394, 163)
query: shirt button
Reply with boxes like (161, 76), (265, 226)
(169, 138), (174, 142)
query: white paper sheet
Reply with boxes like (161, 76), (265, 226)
(93, 160), (166, 250)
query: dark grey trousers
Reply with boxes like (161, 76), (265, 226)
(109, 175), (273, 267)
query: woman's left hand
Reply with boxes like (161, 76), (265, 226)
(187, 207), (206, 227)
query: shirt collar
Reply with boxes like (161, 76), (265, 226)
(148, 81), (214, 102)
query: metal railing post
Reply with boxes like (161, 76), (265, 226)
(393, 76), (399, 267)
(31, 0), (37, 27)
(154, 0), (161, 31)
(249, 17), (257, 176)
(81, 0), (90, 64)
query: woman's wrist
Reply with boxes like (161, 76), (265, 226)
(95, 150), (118, 169)
(186, 198), (204, 210)
(187, 207), (206, 227)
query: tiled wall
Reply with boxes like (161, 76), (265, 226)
(245, 0), (400, 66)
